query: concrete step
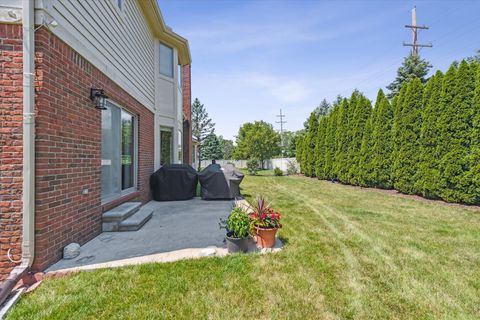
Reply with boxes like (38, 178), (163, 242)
(102, 202), (141, 223)
(118, 208), (153, 231)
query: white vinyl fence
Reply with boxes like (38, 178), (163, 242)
(200, 158), (299, 173)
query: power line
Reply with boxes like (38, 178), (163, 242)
(276, 109), (287, 155)
(403, 6), (432, 57)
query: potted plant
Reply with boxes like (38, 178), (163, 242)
(248, 196), (282, 248)
(220, 207), (250, 253)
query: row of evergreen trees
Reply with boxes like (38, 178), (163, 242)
(296, 60), (480, 204)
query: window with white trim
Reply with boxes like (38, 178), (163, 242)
(160, 43), (174, 78)
(101, 101), (137, 202)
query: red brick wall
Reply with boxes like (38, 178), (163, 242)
(0, 25), (155, 278)
(0, 24), (23, 281)
(32, 29), (154, 271)
(182, 64), (192, 165)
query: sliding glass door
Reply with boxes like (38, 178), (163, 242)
(102, 101), (136, 202)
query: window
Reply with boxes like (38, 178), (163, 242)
(160, 126), (173, 165)
(101, 101), (136, 202)
(177, 129), (183, 164)
(177, 64), (182, 88)
(160, 43), (174, 78)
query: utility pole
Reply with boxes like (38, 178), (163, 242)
(276, 109), (287, 156)
(403, 6), (432, 56)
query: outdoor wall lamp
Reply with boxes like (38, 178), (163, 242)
(90, 88), (108, 110)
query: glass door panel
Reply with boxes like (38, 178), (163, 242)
(101, 102), (136, 202)
(101, 102), (121, 201)
(121, 110), (134, 190)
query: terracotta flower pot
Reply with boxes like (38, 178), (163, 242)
(254, 226), (279, 248)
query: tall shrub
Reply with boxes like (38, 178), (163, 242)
(360, 90), (386, 187)
(303, 112), (319, 177)
(324, 106), (339, 180)
(335, 95), (356, 183)
(438, 61), (476, 202)
(348, 95), (372, 185)
(465, 65), (480, 202)
(296, 138), (305, 173)
(416, 71), (444, 198)
(371, 91), (394, 188)
(391, 84), (408, 186)
(315, 116), (328, 179)
(393, 78), (424, 194)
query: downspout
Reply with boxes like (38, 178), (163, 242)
(0, 0), (35, 306)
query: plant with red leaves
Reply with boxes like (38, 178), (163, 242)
(248, 195), (282, 230)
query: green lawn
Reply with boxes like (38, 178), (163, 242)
(8, 174), (480, 319)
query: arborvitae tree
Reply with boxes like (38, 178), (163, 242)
(439, 61), (476, 202)
(391, 83), (408, 184)
(392, 78), (424, 194)
(324, 106), (339, 180)
(343, 91), (360, 182)
(296, 138), (305, 173)
(387, 53), (432, 98)
(348, 95), (372, 185)
(359, 90), (386, 187)
(334, 98), (351, 182)
(314, 116), (328, 179)
(416, 71), (444, 198)
(371, 91), (394, 189)
(303, 112), (319, 177)
(465, 66), (480, 203)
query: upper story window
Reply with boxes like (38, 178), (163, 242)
(177, 65), (182, 88)
(160, 43), (174, 78)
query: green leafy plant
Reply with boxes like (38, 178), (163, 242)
(286, 159), (298, 175)
(247, 195), (282, 231)
(246, 158), (259, 175)
(273, 167), (283, 176)
(220, 207), (250, 239)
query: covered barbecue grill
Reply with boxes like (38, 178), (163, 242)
(150, 164), (198, 201)
(198, 163), (244, 200)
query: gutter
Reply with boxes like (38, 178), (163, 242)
(0, 0), (35, 307)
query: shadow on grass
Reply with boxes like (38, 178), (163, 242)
(278, 235), (289, 246)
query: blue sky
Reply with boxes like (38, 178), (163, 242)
(158, 0), (480, 141)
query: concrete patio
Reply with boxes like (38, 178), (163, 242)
(47, 198), (233, 272)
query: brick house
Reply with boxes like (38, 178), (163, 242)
(0, 0), (191, 282)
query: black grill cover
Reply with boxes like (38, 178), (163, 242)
(198, 164), (244, 200)
(150, 164), (198, 201)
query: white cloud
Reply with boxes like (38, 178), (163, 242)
(247, 74), (310, 103)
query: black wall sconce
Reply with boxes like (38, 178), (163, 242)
(90, 88), (108, 110)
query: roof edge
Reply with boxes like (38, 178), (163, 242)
(138, 0), (191, 65)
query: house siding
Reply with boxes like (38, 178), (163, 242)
(44, 0), (155, 111)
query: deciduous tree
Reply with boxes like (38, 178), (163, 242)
(234, 121), (280, 168)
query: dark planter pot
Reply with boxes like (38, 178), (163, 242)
(225, 232), (249, 253)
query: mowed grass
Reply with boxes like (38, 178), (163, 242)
(8, 173), (480, 319)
